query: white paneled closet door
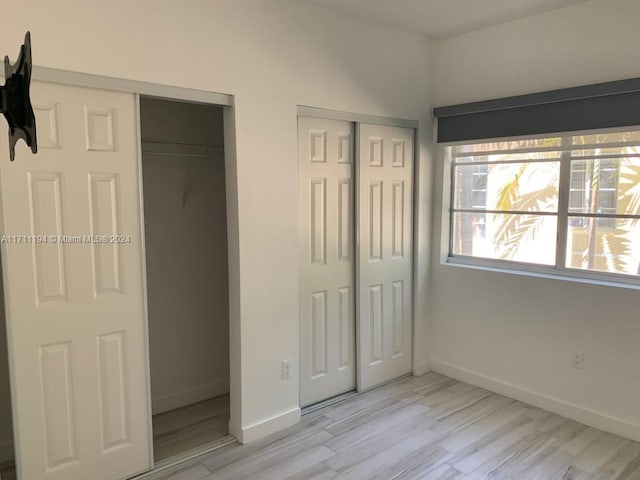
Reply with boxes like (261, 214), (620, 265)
(299, 117), (356, 407)
(357, 123), (414, 391)
(0, 82), (152, 480)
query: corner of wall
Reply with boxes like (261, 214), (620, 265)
(412, 359), (430, 377)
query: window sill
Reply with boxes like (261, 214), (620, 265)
(444, 255), (640, 291)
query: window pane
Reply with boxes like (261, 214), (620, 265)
(454, 151), (560, 163)
(453, 162), (559, 211)
(566, 218), (640, 276)
(568, 157), (640, 215)
(572, 131), (640, 145)
(452, 212), (557, 265)
(453, 137), (561, 156)
(573, 146), (638, 157)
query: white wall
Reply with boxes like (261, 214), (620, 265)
(435, 0), (640, 105)
(0, 270), (13, 462)
(432, 0), (640, 441)
(1, 0), (435, 442)
(140, 99), (229, 415)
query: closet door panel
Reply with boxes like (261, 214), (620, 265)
(299, 117), (356, 407)
(0, 81), (151, 480)
(357, 123), (413, 391)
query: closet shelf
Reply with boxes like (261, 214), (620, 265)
(142, 140), (224, 159)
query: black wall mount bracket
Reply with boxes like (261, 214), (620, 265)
(0, 31), (37, 161)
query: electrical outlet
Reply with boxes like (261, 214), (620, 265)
(572, 352), (585, 369)
(281, 360), (292, 379)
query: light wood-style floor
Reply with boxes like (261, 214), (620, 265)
(153, 394), (230, 462)
(146, 373), (640, 480)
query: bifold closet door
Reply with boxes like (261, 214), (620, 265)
(299, 117), (356, 407)
(357, 123), (413, 391)
(0, 82), (152, 480)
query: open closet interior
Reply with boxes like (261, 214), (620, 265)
(0, 263), (16, 480)
(140, 97), (230, 463)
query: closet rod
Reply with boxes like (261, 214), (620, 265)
(143, 140), (219, 148)
(142, 151), (223, 159)
(141, 140), (224, 159)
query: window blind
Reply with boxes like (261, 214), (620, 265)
(433, 78), (640, 144)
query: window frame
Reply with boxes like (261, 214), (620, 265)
(442, 127), (640, 289)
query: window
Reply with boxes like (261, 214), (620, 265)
(449, 129), (640, 280)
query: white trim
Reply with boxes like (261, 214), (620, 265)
(151, 380), (230, 415)
(135, 93), (156, 470)
(239, 407), (301, 444)
(445, 255), (640, 290)
(430, 359), (640, 443)
(411, 126), (423, 380)
(297, 106), (418, 129)
(354, 122), (363, 392)
(222, 106), (241, 442)
(555, 138), (572, 269)
(30, 66), (233, 106)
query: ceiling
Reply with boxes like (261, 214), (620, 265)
(301, 0), (587, 39)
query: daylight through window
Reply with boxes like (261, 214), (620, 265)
(449, 129), (640, 279)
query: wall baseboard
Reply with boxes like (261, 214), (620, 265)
(413, 359), (430, 377)
(152, 379), (229, 415)
(238, 407), (301, 444)
(430, 359), (640, 443)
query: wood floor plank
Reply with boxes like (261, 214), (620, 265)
(592, 442), (640, 480)
(423, 385), (493, 421)
(420, 382), (478, 409)
(243, 445), (335, 480)
(516, 446), (578, 480)
(325, 413), (440, 471)
(431, 394), (514, 434)
(616, 446), (640, 479)
(392, 453), (455, 480)
(417, 464), (465, 480)
(150, 464), (213, 480)
(206, 430), (333, 480)
(332, 430), (449, 480)
(574, 434), (628, 473)
(440, 403), (529, 453)
(324, 392), (424, 436)
(286, 462), (338, 480)
(322, 380), (417, 421)
(466, 430), (552, 479)
(324, 403), (428, 452)
(451, 417), (538, 473)
(561, 427), (604, 455)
